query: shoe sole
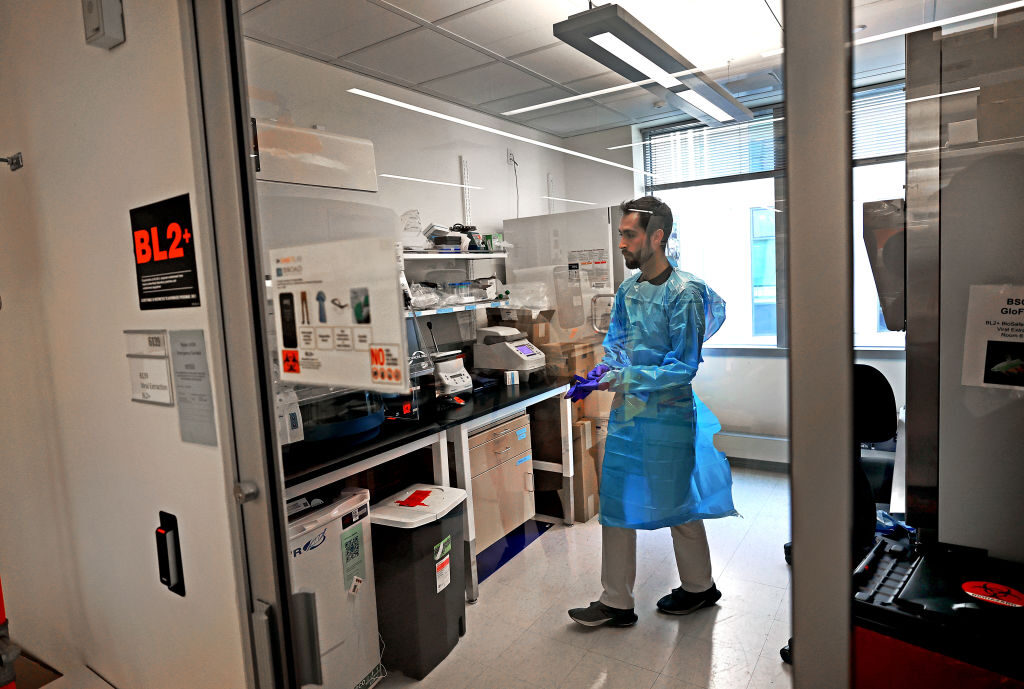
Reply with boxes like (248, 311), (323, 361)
(569, 614), (639, 627)
(656, 592), (722, 616)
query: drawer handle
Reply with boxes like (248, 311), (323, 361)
(495, 446), (513, 454)
(491, 429), (513, 440)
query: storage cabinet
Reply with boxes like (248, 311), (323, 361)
(467, 414), (535, 550)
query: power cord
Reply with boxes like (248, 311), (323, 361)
(511, 152), (520, 218)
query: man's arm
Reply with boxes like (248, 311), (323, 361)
(602, 284), (706, 394)
(600, 287), (631, 370)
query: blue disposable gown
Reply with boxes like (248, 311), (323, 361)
(598, 268), (736, 530)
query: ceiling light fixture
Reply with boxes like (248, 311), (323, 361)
(501, 62), (724, 117)
(348, 88), (658, 179)
(379, 173), (482, 190)
(589, 32), (682, 89)
(554, 4), (753, 126)
(540, 196), (596, 205)
(678, 90), (734, 122)
(902, 86), (980, 104)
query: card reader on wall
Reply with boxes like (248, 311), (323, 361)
(156, 511), (185, 597)
(473, 326), (546, 373)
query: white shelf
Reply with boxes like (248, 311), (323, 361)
(403, 252), (507, 260)
(406, 301), (506, 318)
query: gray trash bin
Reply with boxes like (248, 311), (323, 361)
(371, 484), (467, 680)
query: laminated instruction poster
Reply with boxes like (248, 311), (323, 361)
(962, 284), (1024, 390)
(270, 238), (409, 392)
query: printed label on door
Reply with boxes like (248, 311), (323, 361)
(436, 554), (451, 593)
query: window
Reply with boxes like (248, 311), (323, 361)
(750, 208), (777, 337)
(643, 83), (906, 348)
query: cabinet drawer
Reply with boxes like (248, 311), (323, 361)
(468, 415), (531, 477)
(471, 452), (536, 552)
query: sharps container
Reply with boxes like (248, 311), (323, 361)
(370, 484), (467, 680)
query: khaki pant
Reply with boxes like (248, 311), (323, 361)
(599, 521), (714, 610)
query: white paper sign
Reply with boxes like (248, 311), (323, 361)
(128, 355), (173, 405)
(961, 284), (1024, 390)
(270, 238), (409, 391)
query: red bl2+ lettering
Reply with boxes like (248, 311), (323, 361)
(134, 223), (191, 264)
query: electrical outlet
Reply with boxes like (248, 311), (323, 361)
(507, 149), (515, 165)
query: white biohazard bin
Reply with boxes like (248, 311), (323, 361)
(288, 488), (383, 689)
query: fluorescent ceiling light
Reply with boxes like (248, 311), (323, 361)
(502, 63), (720, 117)
(903, 87), (980, 104)
(541, 196), (596, 205)
(678, 90), (734, 122)
(554, 5), (752, 126)
(348, 88), (657, 179)
(379, 173), (481, 190)
(854, 1), (1024, 45)
(590, 32), (682, 89)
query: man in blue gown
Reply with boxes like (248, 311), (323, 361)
(567, 196), (736, 627)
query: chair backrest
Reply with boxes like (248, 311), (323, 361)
(853, 364), (897, 444)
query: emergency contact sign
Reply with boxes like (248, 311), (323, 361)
(130, 194), (201, 310)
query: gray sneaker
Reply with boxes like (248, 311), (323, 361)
(568, 601), (638, 627)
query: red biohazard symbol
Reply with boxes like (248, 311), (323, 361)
(962, 581), (1024, 608)
(282, 350), (300, 374)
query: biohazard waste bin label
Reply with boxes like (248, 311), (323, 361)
(435, 554), (451, 593)
(130, 194), (201, 310)
(962, 581), (1024, 607)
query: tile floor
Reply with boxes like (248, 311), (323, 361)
(379, 466), (793, 689)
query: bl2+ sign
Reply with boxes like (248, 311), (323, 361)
(130, 194), (201, 310)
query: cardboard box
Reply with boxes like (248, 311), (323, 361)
(571, 419), (600, 523)
(582, 389), (615, 420)
(485, 307), (556, 345)
(539, 341), (604, 379)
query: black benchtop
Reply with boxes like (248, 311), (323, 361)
(282, 376), (569, 489)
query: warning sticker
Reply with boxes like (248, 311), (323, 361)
(370, 343), (404, 386)
(436, 554), (451, 593)
(962, 581), (1024, 608)
(282, 350), (301, 374)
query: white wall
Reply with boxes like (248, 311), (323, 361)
(0, 2), (248, 686)
(0, 27), (82, 667)
(244, 40), (571, 236)
(562, 126), (643, 209)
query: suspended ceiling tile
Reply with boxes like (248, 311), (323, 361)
(477, 85), (569, 116)
(522, 105), (629, 136)
(386, 0), (493, 22)
(512, 42), (609, 84)
(424, 62), (553, 104)
(243, 0), (419, 59)
(344, 30), (494, 84)
(596, 92), (668, 120)
(438, 0), (578, 58)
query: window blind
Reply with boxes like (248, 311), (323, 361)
(644, 84), (905, 190)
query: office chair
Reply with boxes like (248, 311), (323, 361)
(781, 364), (898, 664)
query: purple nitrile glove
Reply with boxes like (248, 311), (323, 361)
(565, 376), (604, 402)
(587, 364), (611, 381)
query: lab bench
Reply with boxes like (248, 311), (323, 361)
(282, 377), (573, 601)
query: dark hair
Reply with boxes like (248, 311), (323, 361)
(619, 196), (673, 246)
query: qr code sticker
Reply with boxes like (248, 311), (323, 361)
(344, 535), (361, 563)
